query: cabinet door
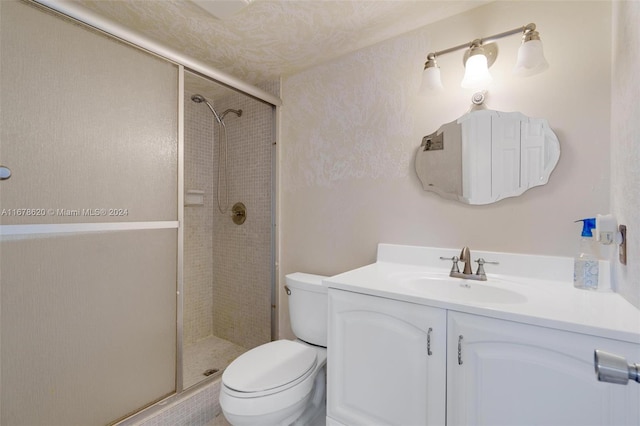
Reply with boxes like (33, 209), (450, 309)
(327, 289), (446, 426)
(448, 312), (640, 426)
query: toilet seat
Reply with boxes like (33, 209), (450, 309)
(222, 340), (318, 398)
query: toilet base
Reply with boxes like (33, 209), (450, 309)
(292, 368), (325, 426)
(222, 395), (309, 426)
(222, 367), (326, 426)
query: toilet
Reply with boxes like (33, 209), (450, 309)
(219, 272), (328, 426)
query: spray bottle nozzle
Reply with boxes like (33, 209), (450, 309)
(575, 218), (596, 237)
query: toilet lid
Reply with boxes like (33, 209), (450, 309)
(223, 340), (317, 393)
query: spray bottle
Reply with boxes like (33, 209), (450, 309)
(574, 218), (599, 290)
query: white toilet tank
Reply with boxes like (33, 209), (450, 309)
(285, 273), (328, 347)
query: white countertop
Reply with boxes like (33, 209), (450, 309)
(324, 244), (640, 344)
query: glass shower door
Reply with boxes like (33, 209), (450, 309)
(1, 1), (179, 424)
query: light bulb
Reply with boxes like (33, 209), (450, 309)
(461, 53), (492, 89)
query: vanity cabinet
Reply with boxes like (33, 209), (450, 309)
(327, 290), (640, 426)
(447, 312), (640, 426)
(327, 289), (447, 425)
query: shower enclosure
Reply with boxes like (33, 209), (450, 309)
(0, 1), (277, 423)
(182, 71), (276, 389)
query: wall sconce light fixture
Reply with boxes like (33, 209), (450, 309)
(419, 23), (549, 94)
(421, 54), (445, 91)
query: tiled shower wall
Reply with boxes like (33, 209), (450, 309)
(184, 96), (215, 344)
(211, 81), (277, 349)
(183, 80), (278, 349)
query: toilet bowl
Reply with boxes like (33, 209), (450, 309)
(220, 340), (327, 425)
(219, 273), (328, 426)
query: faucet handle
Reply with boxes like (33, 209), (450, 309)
(476, 258), (499, 265)
(475, 258), (499, 277)
(440, 256), (460, 273)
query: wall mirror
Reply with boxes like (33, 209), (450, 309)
(415, 108), (560, 205)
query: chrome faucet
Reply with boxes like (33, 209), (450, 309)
(459, 246), (473, 275)
(440, 246), (499, 281)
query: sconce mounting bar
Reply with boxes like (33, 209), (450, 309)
(428, 23), (537, 59)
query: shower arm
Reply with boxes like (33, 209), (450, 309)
(220, 108), (243, 121)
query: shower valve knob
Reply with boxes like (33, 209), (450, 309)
(232, 202), (247, 225)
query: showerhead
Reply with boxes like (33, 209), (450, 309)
(191, 93), (222, 124)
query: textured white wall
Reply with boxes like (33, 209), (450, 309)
(611, 1), (640, 309)
(279, 1), (613, 336)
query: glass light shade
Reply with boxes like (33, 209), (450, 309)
(419, 66), (444, 94)
(513, 39), (549, 77)
(461, 54), (492, 89)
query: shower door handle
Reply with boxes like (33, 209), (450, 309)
(0, 166), (11, 180)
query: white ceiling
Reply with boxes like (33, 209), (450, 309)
(72, 0), (488, 86)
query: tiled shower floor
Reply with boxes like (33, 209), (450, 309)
(183, 335), (247, 389)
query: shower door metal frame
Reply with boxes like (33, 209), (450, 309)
(270, 106), (278, 341)
(176, 65), (185, 393)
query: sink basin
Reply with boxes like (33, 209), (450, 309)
(390, 272), (527, 304)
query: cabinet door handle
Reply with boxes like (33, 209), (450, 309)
(458, 335), (464, 365)
(427, 327), (433, 356)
